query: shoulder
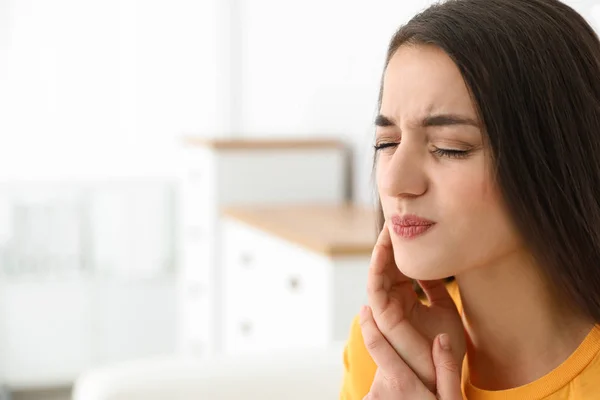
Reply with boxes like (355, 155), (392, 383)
(564, 331), (600, 396)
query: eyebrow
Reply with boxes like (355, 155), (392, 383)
(375, 113), (480, 128)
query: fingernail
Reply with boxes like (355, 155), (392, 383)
(439, 334), (451, 351)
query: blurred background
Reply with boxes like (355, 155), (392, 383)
(0, 0), (598, 399)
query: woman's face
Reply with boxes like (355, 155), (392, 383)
(376, 44), (522, 280)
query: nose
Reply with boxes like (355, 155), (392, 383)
(377, 140), (428, 199)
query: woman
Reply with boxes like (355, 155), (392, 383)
(340, 0), (600, 399)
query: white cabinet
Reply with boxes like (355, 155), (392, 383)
(177, 138), (348, 356)
(220, 204), (375, 355)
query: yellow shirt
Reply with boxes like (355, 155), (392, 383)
(339, 281), (600, 400)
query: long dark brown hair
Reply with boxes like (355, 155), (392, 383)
(375, 0), (600, 319)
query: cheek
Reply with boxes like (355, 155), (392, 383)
(440, 167), (522, 263)
(435, 161), (498, 216)
(377, 160), (522, 279)
(375, 157), (391, 195)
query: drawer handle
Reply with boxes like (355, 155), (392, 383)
(239, 253), (254, 268)
(288, 276), (302, 292)
(240, 321), (253, 336)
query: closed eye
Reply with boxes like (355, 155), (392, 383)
(374, 142), (399, 151)
(432, 147), (471, 159)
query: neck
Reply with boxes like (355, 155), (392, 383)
(455, 249), (595, 390)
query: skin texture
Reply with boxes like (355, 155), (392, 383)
(363, 221), (464, 398)
(376, 44), (523, 283)
(362, 43), (596, 397)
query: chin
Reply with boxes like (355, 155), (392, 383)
(394, 256), (454, 281)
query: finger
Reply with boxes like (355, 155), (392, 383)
(367, 221), (415, 319)
(418, 279), (456, 309)
(367, 221), (416, 310)
(367, 221), (396, 305)
(359, 306), (428, 396)
(433, 334), (462, 400)
(373, 312), (436, 391)
(367, 223), (435, 391)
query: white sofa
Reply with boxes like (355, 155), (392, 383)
(72, 343), (346, 400)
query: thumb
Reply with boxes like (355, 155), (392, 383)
(433, 334), (462, 400)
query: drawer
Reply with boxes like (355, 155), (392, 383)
(229, 232), (331, 350)
(180, 286), (212, 338)
(182, 279), (210, 305)
(181, 304), (211, 339)
(223, 307), (274, 355)
(222, 219), (331, 351)
(180, 180), (214, 229)
(180, 148), (215, 228)
(258, 235), (331, 347)
(181, 236), (212, 281)
(221, 219), (280, 354)
(182, 222), (211, 245)
(223, 310), (258, 354)
(178, 271), (215, 356)
(180, 326), (212, 357)
(221, 219), (271, 307)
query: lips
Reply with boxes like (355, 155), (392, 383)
(391, 214), (435, 239)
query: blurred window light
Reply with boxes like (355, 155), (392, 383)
(0, 180), (176, 280)
(592, 4), (600, 30)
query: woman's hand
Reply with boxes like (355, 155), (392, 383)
(366, 221), (466, 392)
(360, 305), (462, 399)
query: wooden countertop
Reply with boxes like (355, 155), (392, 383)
(222, 204), (378, 257)
(182, 136), (345, 150)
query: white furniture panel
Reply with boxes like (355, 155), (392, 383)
(216, 150), (346, 204)
(221, 215), (371, 356)
(177, 138), (348, 357)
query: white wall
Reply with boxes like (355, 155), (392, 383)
(0, 0), (443, 205)
(0, 0), (598, 202)
(0, 0), (228, 181)
(236, 0), (436, 206)
(235, 0), (600, 206)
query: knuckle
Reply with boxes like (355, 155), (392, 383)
(378, 308), (405, 333)
(436, 359), (460, 374)
(364, 335), (383, 353)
